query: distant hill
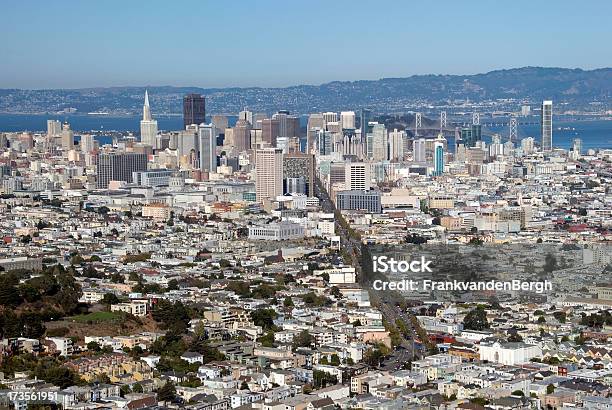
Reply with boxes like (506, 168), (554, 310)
(1, 67), (610, 115)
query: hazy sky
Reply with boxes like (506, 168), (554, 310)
(2, 0), (611, 89)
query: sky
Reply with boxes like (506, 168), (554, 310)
(1, 0), (611, 89)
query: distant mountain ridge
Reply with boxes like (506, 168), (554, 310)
(1, 67), (610, 115)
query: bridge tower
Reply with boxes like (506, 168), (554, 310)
(472, 112), (480, 126)
(439, 111), (447, 133)
(415, 112), (422, 137)
(509, 117), (518, 142)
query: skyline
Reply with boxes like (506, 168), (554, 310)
(2, 0), (612, 89)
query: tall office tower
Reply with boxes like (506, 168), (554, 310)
(503, 140), (515, 157)
(80, 134), (95, 153)
(471, 124), (482, 145)
(233, 119), (252, 151)
(572, 138), (582, 155)
(541, 100), (553, 151)
(211, 115), (229, 131)
(521, 137), (535, 155)
(61, 122), (74, 150)
(96, 152), (148, 188)
(183, 93), (206, 128)
(371, 123), (387, 161)
(340, 111), (356, 129)
(360, 109), (372, 138)
(272, 111), (289, 138)
(456, 143), (466, 162)
(239, 109), (253, 125)
(490, 134), (503, 158)
(433, 142), (445, 176)
(388, 128), (405, 161)
(323, 112), (338, 124)
(223, 128), (234, 147)
(414, 138), (426, 163)
(286, 116), (300, 138)
(255, 148), (283, 203)
(252, 113), (267, 129)
(198, 124), (217, 173)
(308, 113), (325, 130)
(345, 162), (371, 191)
(461, 127), (474, 148)
(307, 113), (325, 154)
(140, 90), (158, 148)
(283, 152), (315, 196)
(261, 118), (280, 146)
(47, 120), (61, 138)
(177, 127), (198, 158)
(316, 130), (332, 155)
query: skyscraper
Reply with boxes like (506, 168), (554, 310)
(140, 90), (158, 148)
(211, 115), (229, 131)
(433, 141), (444, 176)
(239, 109), (253, 125)
(80, 134), (95, 153)
(283, 153), (315, 196)
(261, 118), (280, 146)
(323, 112), (338, 124)
(233, 119), (252, 152)
(61, 122), (74, 151)
(47, 120), (61, 138)
(198, 124), (217, 173)
(388, 129), (405, 161)
(371, 123), (388, 161)
(521, 137), (535, 155)
(183, 94), (206, 129)
(360, 109), (372, 139)
(345, 162), (371, 191)
(97, 152), (148, 189)
(316, 130), (332, 156)
(340, 111), (356, 129)
(414, 138), (426, 163)
(461, 127), (474, 148)
(255, 148), (283, 203)
(541, 100), (553, 151)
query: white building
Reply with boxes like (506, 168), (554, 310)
(198, 123), (217, 173)
(248, 221), (305, 241)
(345, 162), (371, 191)
(111, 301), (148, 317)
(140, 90), (158, 148)
(255, 148), (283, 203)
(340, 111), (356, 129)
(479, 341), (542, 365)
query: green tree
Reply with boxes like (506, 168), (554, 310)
(101, 293), (120, 306)
(250, 308), (277, 331)
(157, 381), (176, 403)
(292, 330), (313, 349)
(463, 306), (489, 331)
